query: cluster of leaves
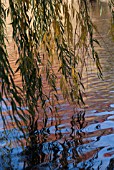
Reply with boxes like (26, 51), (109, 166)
(0, 0), (102, 146)
(0, 1), (26, 131)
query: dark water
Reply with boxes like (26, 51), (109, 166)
(1, 1), (114, 170)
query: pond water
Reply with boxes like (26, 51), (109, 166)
(1, 1), (114, 170)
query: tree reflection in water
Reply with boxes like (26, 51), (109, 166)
(22, 110), (86, 169)
(70, 110), (86, 141)
(1, 110), (114, 169)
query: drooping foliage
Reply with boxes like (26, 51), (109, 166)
(0, 0), (102, 146)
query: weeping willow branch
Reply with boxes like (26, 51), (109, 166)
(0, 0), (102, 146)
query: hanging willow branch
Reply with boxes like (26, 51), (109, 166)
(0, 0), (102, 146)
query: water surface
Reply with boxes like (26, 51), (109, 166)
(1, 1), (114, 170)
